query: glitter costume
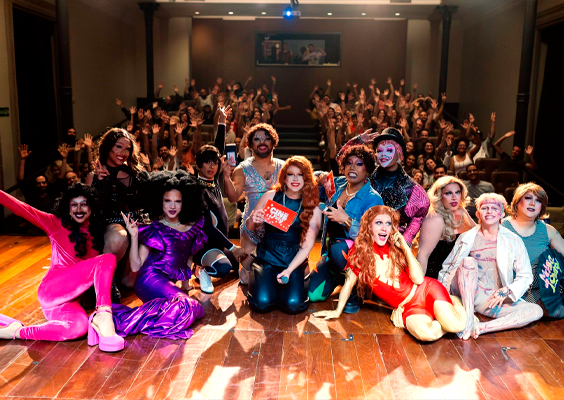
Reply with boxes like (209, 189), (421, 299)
(112, 220), (206, 339)
(239, 157), (285, 244)
(338, 130), (429, 245)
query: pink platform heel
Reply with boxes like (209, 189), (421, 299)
(0, 314), (24, 339)
(87, 308), (124, 352)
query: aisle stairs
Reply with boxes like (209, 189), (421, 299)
(274, 125), (321, 169)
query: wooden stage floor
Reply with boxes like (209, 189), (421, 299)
(1, 235), (564, 399)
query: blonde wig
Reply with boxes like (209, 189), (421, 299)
(427, 176), (469, 242)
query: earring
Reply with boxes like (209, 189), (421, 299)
(283, 184), (287, 191)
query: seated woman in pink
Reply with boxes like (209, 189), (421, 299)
(0, 184), (123, 352)
(315, 205), (467, 342)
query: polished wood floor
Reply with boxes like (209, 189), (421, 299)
(1, 235), (564, 399)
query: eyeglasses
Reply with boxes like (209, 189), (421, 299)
(253, 135), (272, 143)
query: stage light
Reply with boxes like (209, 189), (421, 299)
(361, 12), (366, 16)
(283, 6), (301, 19)
(327, 12), (332, 16)
(395, 13), (401, 16)
(229, 11), (234, 15)
(283, 0), (301, 20)
(195, 11), (200, 15)
(262, 12), (267, 15)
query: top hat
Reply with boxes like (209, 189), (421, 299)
(372, 127), (407, 158)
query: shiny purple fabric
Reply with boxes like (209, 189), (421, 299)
(137, 219), (207, 282)
(113, 220), (207, 339)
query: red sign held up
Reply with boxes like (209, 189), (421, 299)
(263, 199), (298, 232)
(324, 171), (336, 201)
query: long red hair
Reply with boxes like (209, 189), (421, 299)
(350, 205), (408, 300)
(273, 156), (319, 244)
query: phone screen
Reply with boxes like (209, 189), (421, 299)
(225, 144), (237, 167)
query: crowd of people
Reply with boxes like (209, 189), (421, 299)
(0, 75), (562, 353)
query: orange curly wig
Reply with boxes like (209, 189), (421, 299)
(273, 156), (320, 244)
(350, 205), (409, 300)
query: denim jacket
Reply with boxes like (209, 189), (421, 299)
(438, 225), (533, 301)
(320, 175), (383, 255)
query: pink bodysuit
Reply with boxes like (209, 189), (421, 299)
(0, 191), (116, 341)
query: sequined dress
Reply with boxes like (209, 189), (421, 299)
(112, 220), (207, 339)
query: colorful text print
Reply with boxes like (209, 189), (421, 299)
(540, 255), (561, 293)
(324, 171), (336, 201)
(263, 199), (297, 232)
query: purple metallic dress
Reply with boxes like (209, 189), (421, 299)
(113, 219), (207, 339)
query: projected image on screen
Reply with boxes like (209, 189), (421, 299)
(256, 33), (341, 67)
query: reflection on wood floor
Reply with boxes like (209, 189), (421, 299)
(1, 235), (564, 399)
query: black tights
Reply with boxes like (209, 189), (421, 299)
(247, 260), (309, 315)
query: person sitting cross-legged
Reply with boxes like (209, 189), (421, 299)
(439, 193), (543, 340)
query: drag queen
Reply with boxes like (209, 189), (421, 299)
(194, 106), (245, 294)
(0, 184), (123, 352)
(87, 128), (144, 299)
(439, 193), (543, 339)
(502, 183), (564, 317)
(114, 170), (229, 339)
(337, 128), (429, 245)
(245, 156), (322, 314)
(315, 205), (467, 342)
(309, 145), (383, 311)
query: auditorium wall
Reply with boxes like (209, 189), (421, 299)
(191, 18), (407, 125)
(67, 0), (145, 137)
(459, 1), (526, 153)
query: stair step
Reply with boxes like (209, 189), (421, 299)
(279, 133), (319, 141)
(278, 138), (319, 147)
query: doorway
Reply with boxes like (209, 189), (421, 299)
(13, 7), (59, 175)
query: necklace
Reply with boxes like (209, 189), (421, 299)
(162, 217), (181, 226)
(198, 175), (216, 188)
(345, 184), (361, 197)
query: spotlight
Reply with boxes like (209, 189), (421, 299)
(228, 11), (234, 15)
(283, 0), (301, 20)
(327, 12), (332, 16)
(395, 13), (401, 16)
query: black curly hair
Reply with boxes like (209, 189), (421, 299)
(53, 183), (105, 258)
(338, 144), (377, 175)
(138, 170), (206, 224)
(96, 128), (143, 173)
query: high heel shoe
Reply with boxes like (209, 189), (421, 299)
(0, 314), (24, 339)
(88, 308), (124, 352)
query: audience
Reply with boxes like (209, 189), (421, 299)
(463, 163), (495, 221)
(7, 72), (562, 341)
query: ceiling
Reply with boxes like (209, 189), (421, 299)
(147, 0), (519, 24)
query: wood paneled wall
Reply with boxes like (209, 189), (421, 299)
(192, 18), (407, 125)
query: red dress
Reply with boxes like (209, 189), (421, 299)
(347, 243), (452, 326)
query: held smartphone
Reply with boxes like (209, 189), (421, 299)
(225, 144), (238, 167)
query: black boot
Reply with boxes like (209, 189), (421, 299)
(343, 286), (361, 314)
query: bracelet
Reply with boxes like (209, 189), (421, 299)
(344, 217), (352, 229)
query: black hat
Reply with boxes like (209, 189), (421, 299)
(373, 127), (407, 160)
